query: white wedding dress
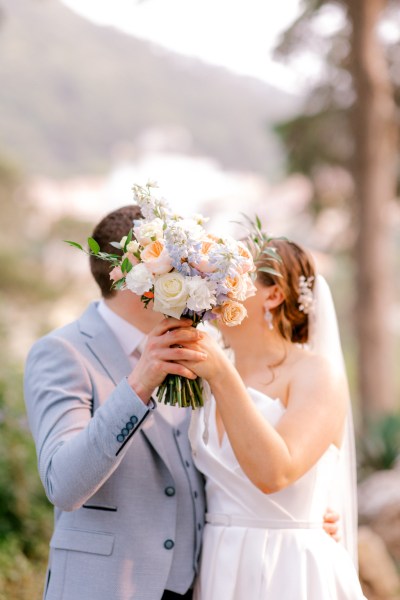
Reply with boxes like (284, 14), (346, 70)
(191, 388), (367, 600)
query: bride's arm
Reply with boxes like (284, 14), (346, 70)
(184, 335), (347, 494)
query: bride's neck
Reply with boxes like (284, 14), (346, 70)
(225, 325), (292, 369)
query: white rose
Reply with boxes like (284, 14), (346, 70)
(125, 263), (154, 296)
(133, 218), (164, 246)
(120, 235), (128, 248)
(153, 272), (189, 319)
(186, 276), (217, 312)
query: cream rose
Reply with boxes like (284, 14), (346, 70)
(126, 240), (140, 254)
(153, 272), (189, 319)
(214, 300), (247, 327)
(125, 263), (154, 295)
(141, 239), (172, 275)
(133, 218), (164, 246)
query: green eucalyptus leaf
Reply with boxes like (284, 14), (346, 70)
(64, 240), (83, 251)
(121, 257), (130, 273)
(262, 247), (283, 262)
(88, 237), (100, 254)
(257, 266), (282, 277)
(125, 228), (133, 250)
(114, 278), (126, 289)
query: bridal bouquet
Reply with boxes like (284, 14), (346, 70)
(66, 182), (272, 408)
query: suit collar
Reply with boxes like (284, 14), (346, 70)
(78, 302), (131, 385)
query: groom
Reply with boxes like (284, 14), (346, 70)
(24, 205), (207, 600)
(24, 205), (339, 600)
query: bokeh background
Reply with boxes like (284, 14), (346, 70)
(0, 0), (399, 598)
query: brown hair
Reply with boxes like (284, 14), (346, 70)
(256, 239), (315, 344)
(90, 205), (143, 298)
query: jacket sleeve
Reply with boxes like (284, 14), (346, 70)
(24, 334), (153, 511)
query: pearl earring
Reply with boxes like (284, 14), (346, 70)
(264, 308), (274, 330)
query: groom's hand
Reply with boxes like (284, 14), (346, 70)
(322, 508), (340, 542)
(128, 318), (206, 403)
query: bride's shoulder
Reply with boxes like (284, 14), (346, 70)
(291, 349), (338, 388)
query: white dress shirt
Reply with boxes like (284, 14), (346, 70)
(97, 300), (185, 425)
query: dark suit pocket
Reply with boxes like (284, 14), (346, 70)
(82, 504), (117, 512)
(50, 528), (115, 556)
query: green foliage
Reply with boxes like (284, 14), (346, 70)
(273, 1), (400, 202)
(358, 413), (400, 479)
(0, 365), (52, 600)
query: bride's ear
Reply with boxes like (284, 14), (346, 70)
(263, 285), (285, 310)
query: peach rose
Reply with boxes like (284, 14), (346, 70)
(237, 241), (256, 274)
(141, 239), (172, 275)
(109, 266), (123, 282)
(192, 239), (217, 273)
(225, 275), (248, 301)
(213, 300), (247, 327)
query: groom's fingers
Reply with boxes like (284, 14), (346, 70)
(150, 317), (193, 338)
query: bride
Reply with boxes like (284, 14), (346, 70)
(181, 239), (366, 600)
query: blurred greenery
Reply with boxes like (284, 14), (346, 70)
(0, 154), (95, 598)
(358, 413), (400, 480)
(0, 364), (52, 600)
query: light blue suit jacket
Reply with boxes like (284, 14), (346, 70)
(24, 303), (205, 600)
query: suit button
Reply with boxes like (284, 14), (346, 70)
(116, 434), (124, 442)
(130, 415), (138, 425)
(165, 486), (175, 497)
(198, 523), (202, 531)
(185, 460), (190, 467)
(164, 539), (174, 550)
(175, 429), (181, 437)
(121, 428), (129, 436)
(194, 491), (198, 499)
(126, 422), (133, 431)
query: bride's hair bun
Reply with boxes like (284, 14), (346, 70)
(256, 239), (316, 344)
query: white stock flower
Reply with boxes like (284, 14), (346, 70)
(173, 218), (204, 241)
(153, 271), (189, 319)
(134, 218), (164, 246)
(186, 276), (217, 312)
(125, 263), (154, 295)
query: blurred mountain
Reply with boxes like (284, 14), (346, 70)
(0, 0), (298, 177)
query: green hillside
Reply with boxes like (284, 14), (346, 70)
(0, 0), (296, 177)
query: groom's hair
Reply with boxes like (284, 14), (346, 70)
(90, 205), (143, 298)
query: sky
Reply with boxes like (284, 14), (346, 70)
(61, 0), (303, 91)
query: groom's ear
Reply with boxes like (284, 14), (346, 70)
(263, 285), (285, 310)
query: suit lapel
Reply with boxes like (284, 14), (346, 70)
(78, 303), (173, 472)
(140, 413), (172, 472)
(78, 302), (131, 385)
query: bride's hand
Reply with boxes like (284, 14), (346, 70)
(178, 330), (233, 384)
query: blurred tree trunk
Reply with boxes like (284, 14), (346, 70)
(346, 0), (397, 419)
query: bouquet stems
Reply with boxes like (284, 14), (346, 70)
(156, 374), (203, 408)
